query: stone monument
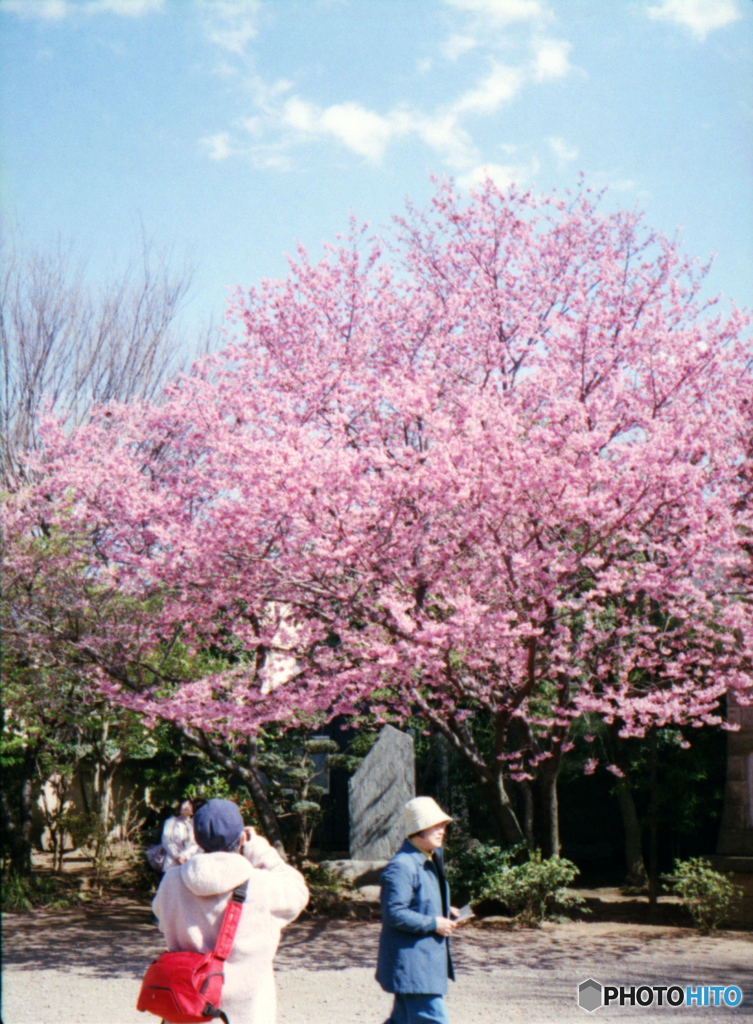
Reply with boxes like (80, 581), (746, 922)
(713, 692), (753, 924)
(348, 725), (415, 861)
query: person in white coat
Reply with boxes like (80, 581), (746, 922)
(152, 798), (309, 1024)
(160, 798), (201, 871)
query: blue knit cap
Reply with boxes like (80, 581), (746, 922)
(193, 798), (244, 852)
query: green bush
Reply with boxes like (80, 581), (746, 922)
(1, 871), (85, 912)
(482, 850), (584, 927)
(445, 840), (520, 903)
(667, 857), (742, 934)
(300, 863), (352, 916)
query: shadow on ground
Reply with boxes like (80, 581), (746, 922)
(3, 898), (162, 978)
(4, 893), (753, 990)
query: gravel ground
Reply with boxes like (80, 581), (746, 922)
(3, 901), (753, 1024)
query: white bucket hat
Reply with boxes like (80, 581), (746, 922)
(404, 796), (452, 836)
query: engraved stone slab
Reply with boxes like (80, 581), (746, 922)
(349, 725), (415, 860)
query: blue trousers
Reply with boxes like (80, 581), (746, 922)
(388, 993), (449, 1024)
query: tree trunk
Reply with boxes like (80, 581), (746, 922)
(47, 774), (74, 873)
(90, 719), (124, 866)
(519, 779), (535, 851)
(482, 766), (526, 847)
(414, 701), (526, 847)
(613, 780), (648, 887)
(245, 735), (287, 857)
(604, 725), (649, 887)
(19, 748), (37, 873)
(535, 761), (560, 858)
(648, 726), (658, 915)
(95, 765), (117, 858)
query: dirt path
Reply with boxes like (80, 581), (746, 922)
(3, 899), (753, 1023)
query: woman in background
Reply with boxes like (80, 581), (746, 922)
(161, 798), (200, 871)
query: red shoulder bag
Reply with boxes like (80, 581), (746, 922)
(137, 879), (249, 1024)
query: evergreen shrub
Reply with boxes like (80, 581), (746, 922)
(482, 850), (584, 926)
(667, 857), (742, 934)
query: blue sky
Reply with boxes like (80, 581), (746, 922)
(1, 0), (751, 341)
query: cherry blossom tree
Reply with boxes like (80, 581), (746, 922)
(4, 179), (752, 854)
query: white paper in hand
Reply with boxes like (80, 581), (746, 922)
(454, 904), (475, 922)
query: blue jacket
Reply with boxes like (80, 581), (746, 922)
(376, 840), (455, 995)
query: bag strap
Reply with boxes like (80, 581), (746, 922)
(212, 879), (249, 961)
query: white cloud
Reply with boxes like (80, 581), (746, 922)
(452, 62), (525, 114)
(200, 0), (261, 56)
(202, 131), (236, 161)
(0, 0), (164, 16)
(250, 149), (293, 172)
(589, 172), (640, 196)
(87, 0), (163, 13)
(645, 0), (742, 40)
(242, 115), (262, 135)
(262, 94), (478, 170)
(195, 0), (575, 175)
(530, 37), (572, 82)
(441, 33), (479, 60)
(281, 97), (411, 163)
(254, 74), (295, 108)
(279, 96), (317, 133)
(214, 38), (575, 172)
(0, 0), (66, 16)
(444, 0), (546, 26)
(457, 156), (540, 191)
(547, 135), (578, 166)
(412, 111), (477, 167)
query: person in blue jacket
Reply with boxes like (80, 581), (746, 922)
(376, 796), (460, 1024)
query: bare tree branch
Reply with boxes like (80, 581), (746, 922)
(0, 231), (218, 487)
